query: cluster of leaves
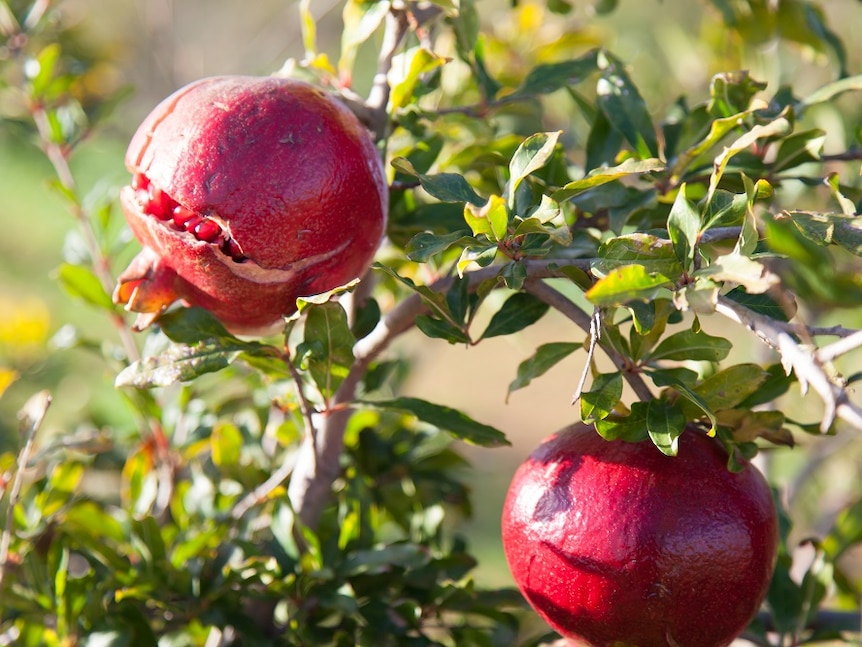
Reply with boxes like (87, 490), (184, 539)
(2, 0), (862, 645)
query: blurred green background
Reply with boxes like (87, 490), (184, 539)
(3, 0), (862, 598)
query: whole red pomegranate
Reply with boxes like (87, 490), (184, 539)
(502, 424), (778, 647)
(113, 75), (388, 335)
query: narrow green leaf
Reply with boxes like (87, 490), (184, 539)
(706, 117), (792, 206)
(667, 183), (700, 270)
(405, 230), (474, 262)
(552, 158), (665, 202)
(596, 50), (659, 158)
(363, 397), (510, 447)
(392, 158), (485, 206)
(581, 372), (623, 423)
(157, 307), (235, 344)
(390, 47), (447, 110)
(340, 1), (391, 78)
(692, 364), (769, 412)
(507, 342), (581, 398)
(512, 50), (599, 96)
(800, 74), (862, 111)
(648, 329), (732, 362)
(646, 400), (686, 456)
(301, 302), (355, 399)
(724, 287), (791, 322)
(584, 104), (624, 171)
(585, 264), (673, 307)
(788, 211), (862, 256)
(55, 263), (114, 310)
(481, 292), (549, 340)
(591, 233), (683, 280)
(649, 369), (717, 433)
(697, 253), (778, 294)
(116, 343), (241, 388)
(415, 315), (471, 344)
(507, 131), (562, 207)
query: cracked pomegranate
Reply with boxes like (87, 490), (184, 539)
(113, 75), (388, 335)
(501, 424), (778, 647)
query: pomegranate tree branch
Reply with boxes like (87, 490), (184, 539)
(0, 391), (51, 591)
(286, 260), (582, 527)
(523, 278), (655, 403)
(714, 296), (862, 432)
(29, 106), (142, 366)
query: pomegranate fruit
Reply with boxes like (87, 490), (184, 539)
(501, 424), (778, 647)
(113, 75), (388, 335)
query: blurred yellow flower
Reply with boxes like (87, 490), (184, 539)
(0, 297), (51, 358)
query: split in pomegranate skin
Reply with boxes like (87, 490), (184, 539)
(113, 75), (388, 335)
(501, 424), (779, 647)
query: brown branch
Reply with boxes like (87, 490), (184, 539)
(523, 278), (655, 402)
(0, 391), (51, 591)
(714, 296), (862, 432)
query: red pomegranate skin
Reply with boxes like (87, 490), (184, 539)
(501, 424), (778, 647)
(113, 75), (388, 335)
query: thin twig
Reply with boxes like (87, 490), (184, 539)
(572, 308), (600, 404)
(523, 278), (655, 402)
(29, 106), (141, 366)
(0, 391), (52, 591)
(817, 330), (862, 364)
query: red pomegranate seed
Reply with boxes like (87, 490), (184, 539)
(172, 205), (197, 229)
(146, 185), (176, 220)
(221, 237), (247, 262)
(131, 172), (149, 191)
(192, 218), (222, 243)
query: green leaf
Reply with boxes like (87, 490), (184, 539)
(115, 342), (241, 388)
(464, 194), (508, 241)
(667, 183), (700, 270)
(706, 117), (792, 205)
(724, 287), (791, 322)
(157, 307), (235, 344)
(581, 372), (623, 423)
(512, 50), (599, 96)
(649, 369), (717, 433)
(390, 47), (447, 110)
(708, 71), (767, 117)
(697, 253), (778, 294)
(415, 315), (471, 344)
(646, 400), (686, 456)
(552, 158), (665, 202)
(596, 50), (659, 158)
(585, 264), (673, 307)
(507, 131), (562, 207)
(584, 104), (624, 171)
(211, 422), (243, 468)
(55, 263), (114, 310)
(300, 302), (355, 399)
(405, 230), (474, 262)
(363, 397), (509, 447)
(787, 211), (862, 256)
(591, 234), (683, 279)
(507, 342), (581, 399)
(692, 364), (769, 412)
(392, 158), (485, 206)
(800, 74), (862, 111)
(340, 0), (391, 78)
(595, 401), (650, 442)
(480, 292), (549, 340)
(648, 328), (732, 362)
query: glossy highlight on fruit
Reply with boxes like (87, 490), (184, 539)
(113, 75), (388, 335)
(501, 424), (778, 647)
